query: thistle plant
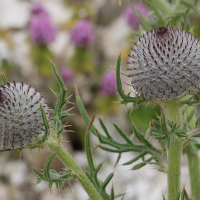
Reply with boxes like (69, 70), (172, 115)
(1, 0), (200, 200)
(75, 0), (200, 200)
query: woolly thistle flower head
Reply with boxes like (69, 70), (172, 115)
(30, 3), (48, 16)
(0, 82), (50, 150)
(127, 27), (200, 100)
(123, 3), (149, 27)
(70, 20), (94, 47)
(101, 71), (122, 96)
(29, 14), (56, 44)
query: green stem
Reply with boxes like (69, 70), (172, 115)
(185, 106), (200, 200)
(186, 146), (200, 200)
(163, 101), (182, 200)
(45, 140), (103, 200)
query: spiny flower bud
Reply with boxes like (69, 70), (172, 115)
(0, 82), (50, 150)
(128, 27), (200, 100)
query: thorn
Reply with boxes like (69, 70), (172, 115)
(74, 83), (79, 96)
(88, 112), (97, 130)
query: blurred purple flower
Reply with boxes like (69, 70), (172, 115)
(123, 3), (149, 27)
(71, 20), (94, 47)
(101, 71), (122, 96)
(29, 14), (56, 44)
(60, 68), (74, 84)
(30, 3), (48, 16)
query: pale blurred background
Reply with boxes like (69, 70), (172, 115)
(0, 0), (199, 199)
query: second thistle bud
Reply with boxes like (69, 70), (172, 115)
(128, 27), (200, 100)
(0, 82), (50, 150)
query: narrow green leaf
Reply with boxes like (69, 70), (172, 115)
(114, 153), (121, 167)
(1, 73), (8, 84)
(101, 173), (114, 191)
(85, 114), (96, 176)
(130, 5), (152, 31)
(116, 55), (127, 101)
(32, 167), (44, 178)
(113, 123), (134, 146)
(145, 127), (151, 140)
(99, 118), (112, 140)
(110, 185), (114, 200)
(43, 152), (57, 181)
(195, 116), (200, 128)
(59, 111), (69, 120)
(48, 180), (53, 190)
(131, 156), (155, 170)
(133, 123), (162, 154)
(133, 31), (142, 37)
(162, 194), (166, 200)
(56, 181), (62, 190)
(165, 18), (172, 27)
(40, 102), (50, 142)
(180, 0), (200, 14)
(98, 145), (141, 153)
(161, 112), (170, 137)
(186, 107), (195, 124)
(189, 142), (198, 154)
(94, 162), (104, 175)
(122, 152), (148, 165)
(50, 60), (66, 94)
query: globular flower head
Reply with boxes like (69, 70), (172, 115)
(0, 82), (50, 150)
(70, 20), (94, 47)
(123, 3), (149, 27)
(30, 3), (48, 16)
(127, 27), (200, 100)
(60, 68), (74, 84)
(29, 14), (56, 44)
(101, 71), (122, 96)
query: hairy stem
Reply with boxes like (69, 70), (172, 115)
(185, 106), (200, 200)
(164, 101), (182, 200)
(186, 146), (200, 200)
(46, 140), (103, 200)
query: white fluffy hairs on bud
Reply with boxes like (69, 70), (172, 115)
(128, 27), (200, 100)
(0, 81), (50, 150)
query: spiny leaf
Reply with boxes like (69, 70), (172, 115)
(1, 73), (8, 84)
(122, 152), (148, 165)
(131, 156), (155, 170)
(40, 102), (50, 142)
(114, 153), (121, 167)
(43, 152), (57, 181)
(130, 5), (152, 31)
(116, 55), (127, 101)
(133, 123), (162, 154)
(85, 113), (96, 176)
(50, 60), (67, 94)
(110, 185), (114, 200)
(99, 118), (112, 140)
(113, 123), (134, 146)
(101, 173), (114, 191)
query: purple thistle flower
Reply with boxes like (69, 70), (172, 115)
(101, 71), (121, 96)
(29, 13), (56, 44)
(127, 27), (200, 100)
(30, 3), (48, 16)
(123, 3), (149, 27)
(70, 20), (94, 47)
(60, 68), (74, 84)
(0, 82), (50, 150)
